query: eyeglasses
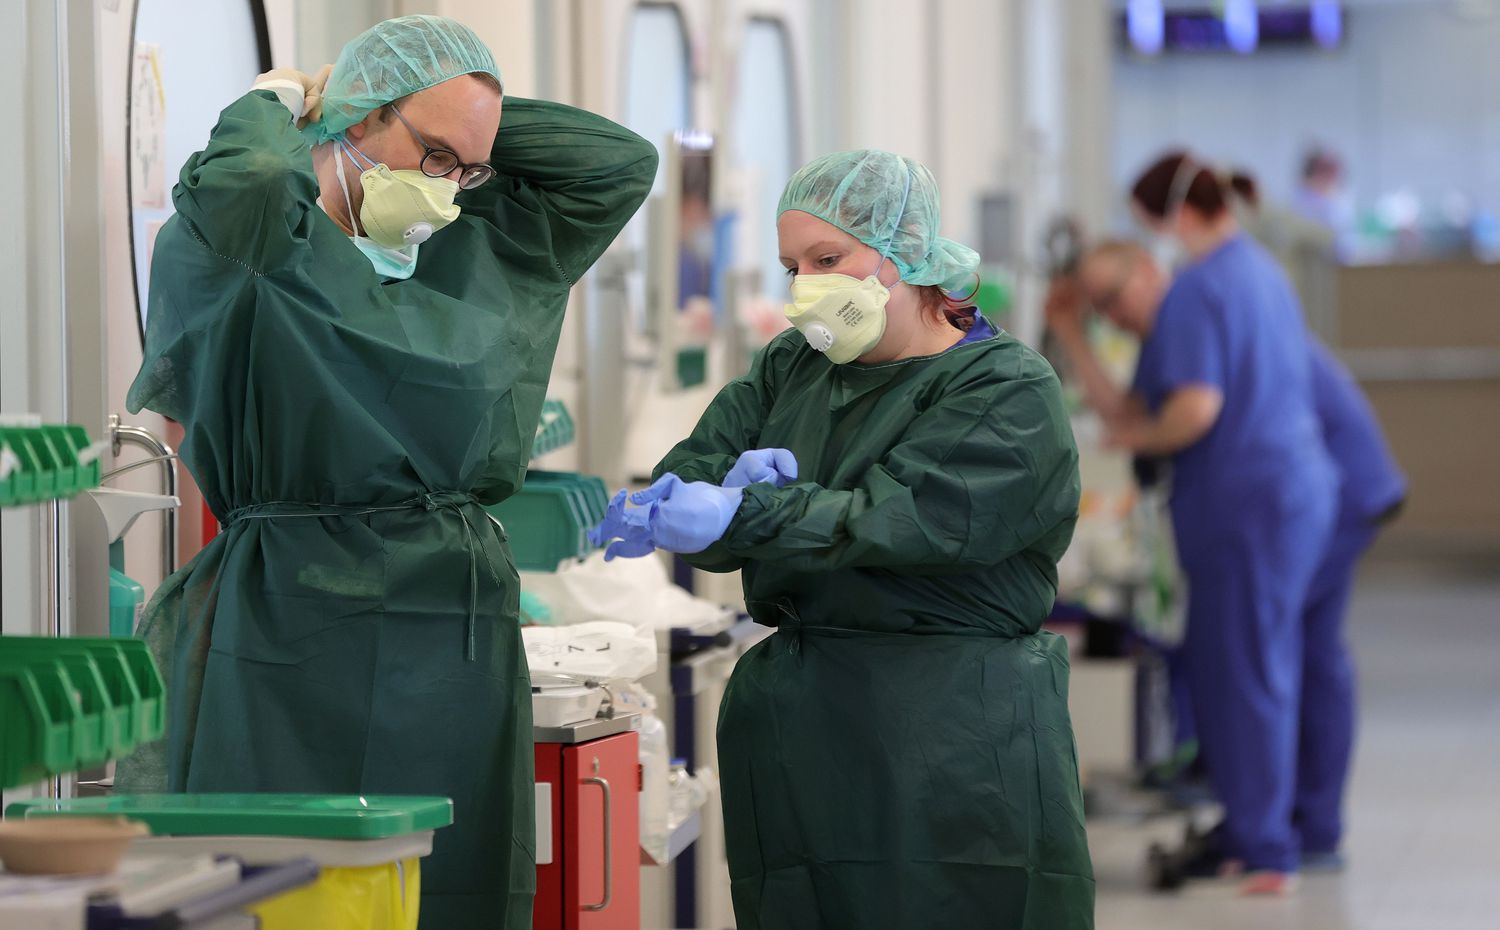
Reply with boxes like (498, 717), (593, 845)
(389, 106), (495, 190)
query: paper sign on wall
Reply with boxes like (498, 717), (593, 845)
(131, 43), (167, 210)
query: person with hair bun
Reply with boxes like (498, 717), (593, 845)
(1107, 151), (1338, 895)
(1048, 226), (1405, 895)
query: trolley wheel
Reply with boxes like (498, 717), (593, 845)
(1147, 842), (1187, 892)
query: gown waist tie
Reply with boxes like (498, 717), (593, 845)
(224, 491), (496, 660)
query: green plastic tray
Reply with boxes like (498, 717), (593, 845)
(528, 472), (608, 526)
(7, 794), (454, 840)
(0, 640), (142, 757)
(486, 487), (586, 572)
(61, 637), (166, 744)
(0, 424), (102, 508)
(0, 428), (42, 504)
(0, 652), (111, 766)
(0, 660), (85, 789)
(486, 470), (613, 571)
(530, 400), (576, 462)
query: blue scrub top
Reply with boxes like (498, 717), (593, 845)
(1132, 235), (1335, 507)
(952, 310), (997, 348)
(1309, 340), (1407, 522)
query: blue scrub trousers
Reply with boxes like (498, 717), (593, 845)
(1294, 516), (1377, 854)
(1174, 476), (1335, 874)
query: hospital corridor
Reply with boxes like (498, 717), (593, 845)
(1, 1), (1498, 928)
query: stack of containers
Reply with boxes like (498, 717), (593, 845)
(483, 401), (611, 572)
(6, 795), (453, 930)
(0, 423), (103, 507)
(0, 638), (165, 790)
(486, 471), (610, 572)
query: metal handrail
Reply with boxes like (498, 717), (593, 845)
(108, 415), (179, 578)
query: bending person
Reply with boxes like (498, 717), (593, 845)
(1050, 238), (1403, 875)
(119, 16), (656, 929)
(595, 150), (1095, 929)
(1045, 149), (1339, 894)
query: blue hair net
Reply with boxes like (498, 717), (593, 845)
(777, 149), (980, 293)
(305, 14), (502, 145)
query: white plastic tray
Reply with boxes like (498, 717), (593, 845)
(129, 831), (434, 868)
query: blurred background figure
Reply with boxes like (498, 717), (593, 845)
(1051, 150), (1339, 895)
(8, 3), (1500, 929)
(1293, 147), (1354, 237)
(1050, 223), (1406, 890)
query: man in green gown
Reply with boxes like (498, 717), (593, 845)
(119, 16), (656, 928)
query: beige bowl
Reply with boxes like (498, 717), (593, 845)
(0, 817), (150, 876)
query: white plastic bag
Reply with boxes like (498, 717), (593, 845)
(521, 551), (731, 633)
(521, 621), (657, 683)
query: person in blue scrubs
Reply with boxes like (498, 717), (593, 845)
(1050, 236), (1407, 879)
(1048, 151), (1341, 894)
(1297, 339), (1405, 865)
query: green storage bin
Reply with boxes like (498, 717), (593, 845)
(530, 400), (576, 461)
(485, 487), (585, 572)
(7, 794), (454, 840)
(521, 475), (592, 548)
(0, 424), (101, 507)
(7, 794), (454, 930)
(545, 473), (608, 523)
(0, 651), (112, 767)
(70, 637), (166, 744)
(0, 660), (85, 789)
(527, 472), (609, 528)
(51, 424), (102, 495)
(0, 639), (140, 757)
(0, 428), (41, 504)
(40, 426), (79, 496)
(24, 428), (62, 499)
(0, 440), (17, 507)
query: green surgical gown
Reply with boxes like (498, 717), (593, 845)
(118, 90), (655, 930)
(657, 328), (1096, 929)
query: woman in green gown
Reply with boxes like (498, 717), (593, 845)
(594, 150), (1095, 929)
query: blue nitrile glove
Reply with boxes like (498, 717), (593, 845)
(630, 473), (743, 554)
(590, 489), (659, 561)
(723, 448), (799, 489)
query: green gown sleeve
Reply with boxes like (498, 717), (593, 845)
(653, 338), (793, 486)
(457, 97), (660, 286)
(169, 91), (320, 275)
(699, 362), (1079, 575)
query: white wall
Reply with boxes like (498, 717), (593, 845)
(1, 0), (111, 641)
(1112, 1), (1500, 221)
(297, 0), (396, 69)
(0, 0), (60, 637)
(404, 0), (539, 97)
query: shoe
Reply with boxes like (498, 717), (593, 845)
(1301, 850), (1347, 873)
(1240, 871), (1299, 896)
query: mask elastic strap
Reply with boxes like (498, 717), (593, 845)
(339, 135), (379, 172)
(1163, 155), (1201, 228)
(872, 164), (916, 284)
(334, 143), (365, 237)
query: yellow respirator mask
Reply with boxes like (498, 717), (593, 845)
(783, 269), (894, 364)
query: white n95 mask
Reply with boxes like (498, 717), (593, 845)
(784, 271), (892, 364)
(337, 141), (461, 251)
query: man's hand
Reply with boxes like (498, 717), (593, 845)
(253, 65), (333, 127)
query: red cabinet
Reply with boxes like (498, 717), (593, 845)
(534, 730), (640, 930)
